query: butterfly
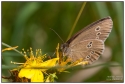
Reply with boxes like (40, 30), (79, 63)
(61, 16), (113, 64)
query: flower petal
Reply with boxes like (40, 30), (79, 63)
(31, 70), (44, 82)
(41, 58), (59, 66)
(18, 68), (35, 79)
(40, 58), (59, 71)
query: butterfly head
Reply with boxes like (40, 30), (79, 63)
(61, 43), (71, 56)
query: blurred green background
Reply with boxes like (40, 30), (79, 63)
(2, 2), (123, 82)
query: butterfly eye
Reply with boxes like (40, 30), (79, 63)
(95, 26), (101, 31)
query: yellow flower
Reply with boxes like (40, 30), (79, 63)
(18, 48), (59, 82)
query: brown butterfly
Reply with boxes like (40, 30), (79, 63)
(61, 16), (113, 64)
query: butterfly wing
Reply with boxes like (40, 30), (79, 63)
(67, 16), (113, 46)
(68, 39), (104, 64)
(62, 16), (113, 64)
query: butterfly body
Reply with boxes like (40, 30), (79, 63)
(61, 16), (113, 64)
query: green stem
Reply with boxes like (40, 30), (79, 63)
(2, 42), (24, 56)
(66, 2), (87, 41)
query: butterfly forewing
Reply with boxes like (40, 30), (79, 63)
(67, 16), (113, 46)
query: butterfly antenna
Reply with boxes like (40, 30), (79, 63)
(50, 28), (64, 43)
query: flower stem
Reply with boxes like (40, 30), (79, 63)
(67, 2), (87, 41)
